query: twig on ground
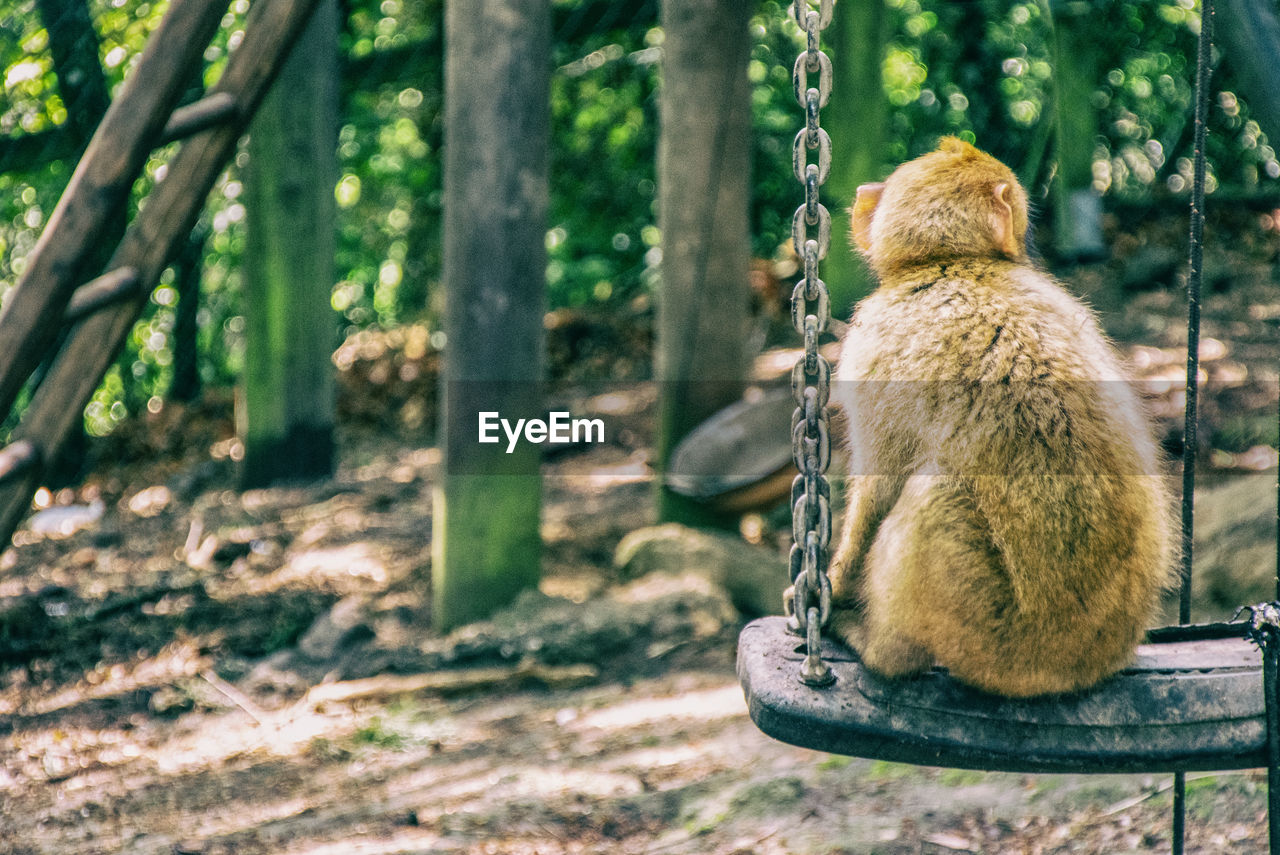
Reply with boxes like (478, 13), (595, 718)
(200, 669), (269, 726)
(300, 661), (600, 708)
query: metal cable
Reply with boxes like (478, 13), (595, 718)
(1174, 0), (1215, 850)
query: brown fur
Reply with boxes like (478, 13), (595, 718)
(824, 137), (1175, 697)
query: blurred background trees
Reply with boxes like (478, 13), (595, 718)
(1, 0), (1278, 442)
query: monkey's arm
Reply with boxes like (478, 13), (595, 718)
(830, 473), (904, 604)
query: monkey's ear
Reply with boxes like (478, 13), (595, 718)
(851, 182), (885, 252)
(991, 182), (1020, 258)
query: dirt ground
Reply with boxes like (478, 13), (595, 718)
(4, 209), (1280, 853)
(0, 415), (1274, 854)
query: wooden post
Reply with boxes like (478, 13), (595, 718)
(238, 0), (339, 487)
(432, 0), (549, 631)
(655, 0), (751, 526)
(1050, 0), (1106, 261)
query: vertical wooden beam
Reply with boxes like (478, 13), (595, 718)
(1050, 0), (1106, 261)
(238, 0), (339, 487)
(655, 0), (751, 526)
(1216, 0), (1280, 146)
(432, 0), (549, 631)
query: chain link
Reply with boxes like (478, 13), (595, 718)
(784, 1), (836, 687)
(791, 0), (833, 31)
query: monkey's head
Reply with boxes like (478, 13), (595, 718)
(851, 137), (1029, 277)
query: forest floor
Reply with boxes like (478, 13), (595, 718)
(4, 208), (1280, 854)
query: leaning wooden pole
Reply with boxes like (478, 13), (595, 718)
(431, 0), (550, 631)
(655, 0), (752, 526)
(0, 0), (227, 422)
(0, 0), (323, 546)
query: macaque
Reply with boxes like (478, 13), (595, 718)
(821, 137), (1174, 697)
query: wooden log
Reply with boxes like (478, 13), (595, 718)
(0, 0), (324, 547)
(0, 0), (228, 423)
(63, 267), (142, 322)
(431, 0), (549, 631)
(159, 92), (242, 144)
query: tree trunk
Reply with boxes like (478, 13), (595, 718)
(169, 230), (205, 403)
(239, 0), (339, 487)
(36, 0), (111, 145)
(655, 0), (752, 527)
(432, 0), (549, 631)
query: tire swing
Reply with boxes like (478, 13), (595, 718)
(735, 2), (1280, 852)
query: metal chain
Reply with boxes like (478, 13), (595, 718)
(1236, 602), (1280, 854)
(784, 0), (835, 688)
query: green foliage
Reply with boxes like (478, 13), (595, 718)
(939, 767), (987, 786)
(2, 0), (61, 137)
(549, 26), (659, 307)
(817, 753), (852, 771)
(353, 716), (409, 749)
(333, 0), (442, 329)
(3, 0), (1280, 438)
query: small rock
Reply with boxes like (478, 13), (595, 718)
(127, 485), (172, 517)
(148, 685), (194, 717)
(297, 595), (375, 662)
(68, 547), (97, 568)
(615, 523), (788, 616)
(27, 499), (105, 538)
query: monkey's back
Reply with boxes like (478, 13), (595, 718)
(835, 258), (1175, 695)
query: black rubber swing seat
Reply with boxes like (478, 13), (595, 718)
(737, 615), (1268, 773)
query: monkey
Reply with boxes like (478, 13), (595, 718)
(813, 137), (1175, 698)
